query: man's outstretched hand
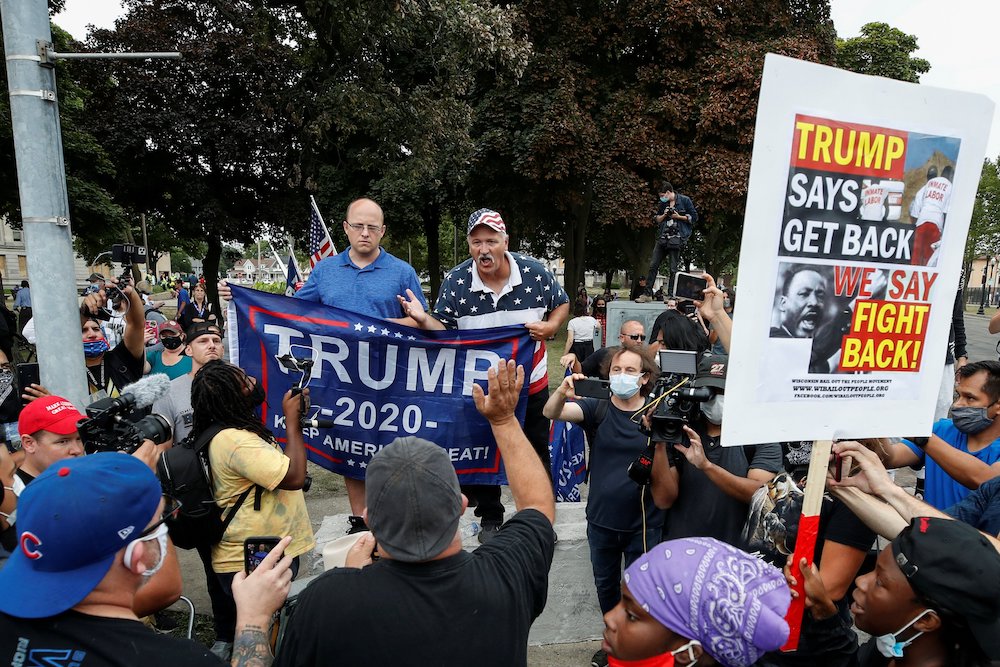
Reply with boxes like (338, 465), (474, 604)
(473, 359), (524, 426)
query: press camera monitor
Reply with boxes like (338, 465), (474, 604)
(658, 349), (698, 375)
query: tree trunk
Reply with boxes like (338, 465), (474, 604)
(204, 235), (223, 316)
(422, 202), (442, 302)
(564, 184), (594, 291)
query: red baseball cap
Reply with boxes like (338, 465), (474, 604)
(158, 320), (182, 335)
(19, 396), (85, 437)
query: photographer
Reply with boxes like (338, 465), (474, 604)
(76, 277), (146, 401)
(543, 346), (673, 667)
(639, 181), (698, 302)
(657, 354), (783, 547)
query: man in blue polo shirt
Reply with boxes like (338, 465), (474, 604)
(875, 360), (1000, 510)
(220, 197), (426, 533)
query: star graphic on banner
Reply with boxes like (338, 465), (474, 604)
(456, 278), (465, 285)
(536, 295), (543, 302)
(394, 332), (403, 338)
(367, 325), (377, 333)
(471, 306), (479, 313)
(407, 336), (416, 340)
(354, 323), (363, 331)
(347, 459), (356, 466)
(524, 286), (532, 294)
(359, 461), (368, 469)
(381, 328), (390, 336)
(535, 275), (542, 282)
(514, 298), (522, 305)
(459, 297), (467, 305)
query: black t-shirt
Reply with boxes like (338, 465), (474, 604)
(88, 343), (143, 398)
(0, 610), (222, 666)
(579, 398), (665, 532)
(662, 422), (783, 547)
(273, 509), (555, 667)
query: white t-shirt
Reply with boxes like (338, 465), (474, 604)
(567, 315), (599, 342)
(909, 177), (952, 229)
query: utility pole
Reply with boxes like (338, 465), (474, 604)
(1, 0), (180, 406)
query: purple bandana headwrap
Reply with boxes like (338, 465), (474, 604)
(623, 537), (791, 667)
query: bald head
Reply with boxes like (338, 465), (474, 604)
(346, 198), (384, 223)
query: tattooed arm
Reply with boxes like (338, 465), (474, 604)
(230, 536), (294, 667)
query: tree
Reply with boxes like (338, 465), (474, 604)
(966, 158), (1000, 277)
(836, 22), (930, 83)
(470, 0), (838, 290)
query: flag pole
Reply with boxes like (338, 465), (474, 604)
(311, 195), (338, 255)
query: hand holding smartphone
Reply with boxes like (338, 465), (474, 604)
(673, 272), (708, 301)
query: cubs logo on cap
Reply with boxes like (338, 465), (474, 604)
(467, 208), (507, 235)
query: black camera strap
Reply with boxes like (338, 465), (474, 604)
(220, 485), (259, 537)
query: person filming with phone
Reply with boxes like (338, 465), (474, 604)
(639, 181), (698, 302)
(543, 345), (674, 667)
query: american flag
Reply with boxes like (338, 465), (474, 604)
(309, 197), (337, 268)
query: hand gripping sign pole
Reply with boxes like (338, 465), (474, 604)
(1, 0), (178, 406)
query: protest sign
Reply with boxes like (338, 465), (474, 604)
(724, 54), (994, 447)
(227, 285), (534, 485)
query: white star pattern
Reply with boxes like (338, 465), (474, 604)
(471, 306), (478, 313)
(381, 328), (390, 336)
(354, 323), (363, 331)
(535, 275), (542, 281)
(367, 325), (377, 333)
(359, 461), (368, 469)
(459, 297), (467, 304)
(457, 278), (465, 285)
(544, 285), (550, 291)
(451, 291), (456, 297)
(395, 332), (403, 338)
(407, 336), (416, 340)
(480, 294), (487, 300)
(536, 295), (543, 302)
(347, 459), (356, 466)
(445, 306), (452, 313)
(514, 298), (522, 305)
(524, 287), (532, 293)
(523, 266), (531, 273)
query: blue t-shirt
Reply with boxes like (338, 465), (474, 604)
(946, 476), (1000, 537)
(176, 288), (190, 311)
(904, 419), (1000, 510)
(295, 247), (426, 319)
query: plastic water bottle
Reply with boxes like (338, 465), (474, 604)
(460, 522), (481, 539)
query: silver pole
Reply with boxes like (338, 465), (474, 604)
(50, 51), (182, 61)
(2, 0), (89, 406)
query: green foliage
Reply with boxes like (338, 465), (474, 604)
(966, 158), (1000, 268)
(836, 22), (931, 83)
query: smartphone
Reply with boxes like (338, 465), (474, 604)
(673, 271), (708, 301)
(574, 377), (610, 399)
(16, 363), (39, 398)
(244, 536), (281, 574)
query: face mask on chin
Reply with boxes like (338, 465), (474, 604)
(874, 609), (935, 658)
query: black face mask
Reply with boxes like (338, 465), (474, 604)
(248, 382), (267, 408)
(161, 335), (184, 351)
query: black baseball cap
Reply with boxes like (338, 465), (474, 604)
(693, 353), (727, 390)
(893, 517), (1000, 658)
(185, 321), (223, 344)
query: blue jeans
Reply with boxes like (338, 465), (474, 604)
(587, 522), (660, 614)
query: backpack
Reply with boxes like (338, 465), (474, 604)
(157, 424), (261, 550)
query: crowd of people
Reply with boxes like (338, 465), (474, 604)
(0, 187), (999, 667)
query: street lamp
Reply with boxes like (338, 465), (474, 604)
(978, 256), (996, 315)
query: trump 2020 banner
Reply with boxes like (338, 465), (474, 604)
(227, 285), (533, 484)
(724, 55), (994, 446)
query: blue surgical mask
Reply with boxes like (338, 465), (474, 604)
(83, 338), (110, 358)
(610, 373), (641, 399)
(874, 609), (934, 658)
(952, 406), (994, 434)
(659, 196), (669, 203)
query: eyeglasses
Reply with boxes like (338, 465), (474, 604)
(345, 221), (383, 234)
(621, 333), (646, 342)
(138, 495), (182, 539)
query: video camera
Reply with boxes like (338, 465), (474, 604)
(105, 244), (146, 303)
(79, 376), (172, 455)
(628, 350), (711, 486)
(275, 351), (338, 493)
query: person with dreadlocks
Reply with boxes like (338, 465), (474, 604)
(191, 359), (314, 647)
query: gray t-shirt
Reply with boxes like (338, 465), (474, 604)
(152, 373), (194, 444)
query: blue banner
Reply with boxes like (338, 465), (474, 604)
(548, 370), (587, 502)
(228, 285), (533, 485)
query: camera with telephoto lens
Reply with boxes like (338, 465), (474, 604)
(79, 395), (172, 455)
(628, 350), (711, 485)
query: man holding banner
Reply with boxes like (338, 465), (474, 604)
(221, 197), (427, 533)
(400, 208), (569, 542)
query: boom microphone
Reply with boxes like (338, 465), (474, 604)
(119, 373), (172, 410)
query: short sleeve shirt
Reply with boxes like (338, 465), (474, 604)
(208, 428), (315, 572)
(904, 419), (1000, 510)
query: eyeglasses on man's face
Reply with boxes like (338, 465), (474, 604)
(345, 221), (383, 234)
(621, 333), (645, 342)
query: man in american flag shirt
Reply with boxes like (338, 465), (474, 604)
(399, 208), (569, 542)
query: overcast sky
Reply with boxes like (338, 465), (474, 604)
(51, 0), (1000, 158)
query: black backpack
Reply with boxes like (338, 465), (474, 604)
(157, 424), (261, 550)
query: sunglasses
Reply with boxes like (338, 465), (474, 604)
(138, 495), (182, 539)
(621, 333), (646, 342)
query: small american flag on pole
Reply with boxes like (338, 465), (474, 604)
(308, 196), (337, 268)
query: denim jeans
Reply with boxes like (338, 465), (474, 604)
(587, 522), (661, 614)
(645, 241), (681, 294)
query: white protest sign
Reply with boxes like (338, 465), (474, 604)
(723, 54), (994, 446)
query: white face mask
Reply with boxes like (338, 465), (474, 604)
(609, 373), (641, 399)
(874, 609), (935, 658)
(670, 639), (701, 665)
(123, 522), (168, 578)
(700, 394), (724, 424)
(1, 476), (25, 524)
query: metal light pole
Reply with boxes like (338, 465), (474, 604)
(978, 257), (990, 315)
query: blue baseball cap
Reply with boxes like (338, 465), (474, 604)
(0, 453), (161, 618)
